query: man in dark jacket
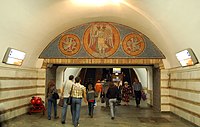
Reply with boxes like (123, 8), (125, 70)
(106, 82), (119, 120)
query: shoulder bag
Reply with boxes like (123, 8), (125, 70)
(67, 85), (73, 105)
(52, 92), (59, 99)
(58, 98), (64, 107)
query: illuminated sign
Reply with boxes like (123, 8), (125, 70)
(113, 68), (121, 73)
(2, 48), (26, 66)
(176, 48), (198, 67)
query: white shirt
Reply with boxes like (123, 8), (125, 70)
(63, 80), (74, 98)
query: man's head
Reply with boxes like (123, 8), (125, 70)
(69, 75), (74, 80)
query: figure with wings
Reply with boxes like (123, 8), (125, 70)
(89, 24), (114, 57)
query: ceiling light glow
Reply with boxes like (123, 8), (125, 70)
(71, 0), (122, 6)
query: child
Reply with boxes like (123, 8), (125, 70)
(87, 84), (95, 118)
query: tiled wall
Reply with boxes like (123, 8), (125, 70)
(161, 69), (170, 111)
(153, 68), (161, 111)
(1, 64), (199, 126)
(161, 65), (200, 126)
(0, 66), (45, 122)
(147, 90), (153, 106)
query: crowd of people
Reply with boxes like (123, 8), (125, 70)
(46, 75), (144, 127)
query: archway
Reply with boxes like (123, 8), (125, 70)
(40, 21), (165, 111)
(45, 63), (162, 111)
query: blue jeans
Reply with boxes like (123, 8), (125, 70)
(88, 102), (94, 116)
(71, 98), (82, 127)
(61, 98), (69, 122)
(47, 98), (57, 119)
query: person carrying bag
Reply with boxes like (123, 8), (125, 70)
(47, 80), (59, 120)
(61, 75), (74, 124)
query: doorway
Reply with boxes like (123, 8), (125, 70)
(45, 65), (161, 111)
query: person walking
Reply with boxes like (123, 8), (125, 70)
(71, 77), (87, 127)
(103, 80), (110, 107)
(86, 84), (95, 118)
(46, 80), (59, 120)
(106, 82), (119, 120)
(60, 75), (74, 124)
(95, 80), (102, 102)
(122, 81), (132, 105)
(132, 78), (143, 107)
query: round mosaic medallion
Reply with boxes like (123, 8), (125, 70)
(83, 22), (120, 58)
(122, 33), (145, 56)
(59, 34), (80, 56)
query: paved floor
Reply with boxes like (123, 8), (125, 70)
(1, 100), (197, 127)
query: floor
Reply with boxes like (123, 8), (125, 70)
(1, 100), (197, 127)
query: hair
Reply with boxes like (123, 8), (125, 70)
(48, 80), (55, 87)
(69, 75), (74, 80)
(88, 84), (93, 90)
(75, 77), (81, 83)
(124, 81), (128, 85)
(134, 78), (139, 82)
(109, 82), (115, 88)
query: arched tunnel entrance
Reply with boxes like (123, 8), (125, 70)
(45, 64), (161, 111)
(40, 21), (165, 113)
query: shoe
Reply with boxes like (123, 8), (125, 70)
(111, 117), (114, 120)
(136, 104), (140, 108)
(61, 121), (65, 124)
(48, 117), (51, 120)
(74, 123), (79, 127)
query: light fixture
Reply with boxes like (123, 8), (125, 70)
(71, 0), (122, 6)
(176, 48), (198, 67)
(2, 48), (26, 66)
